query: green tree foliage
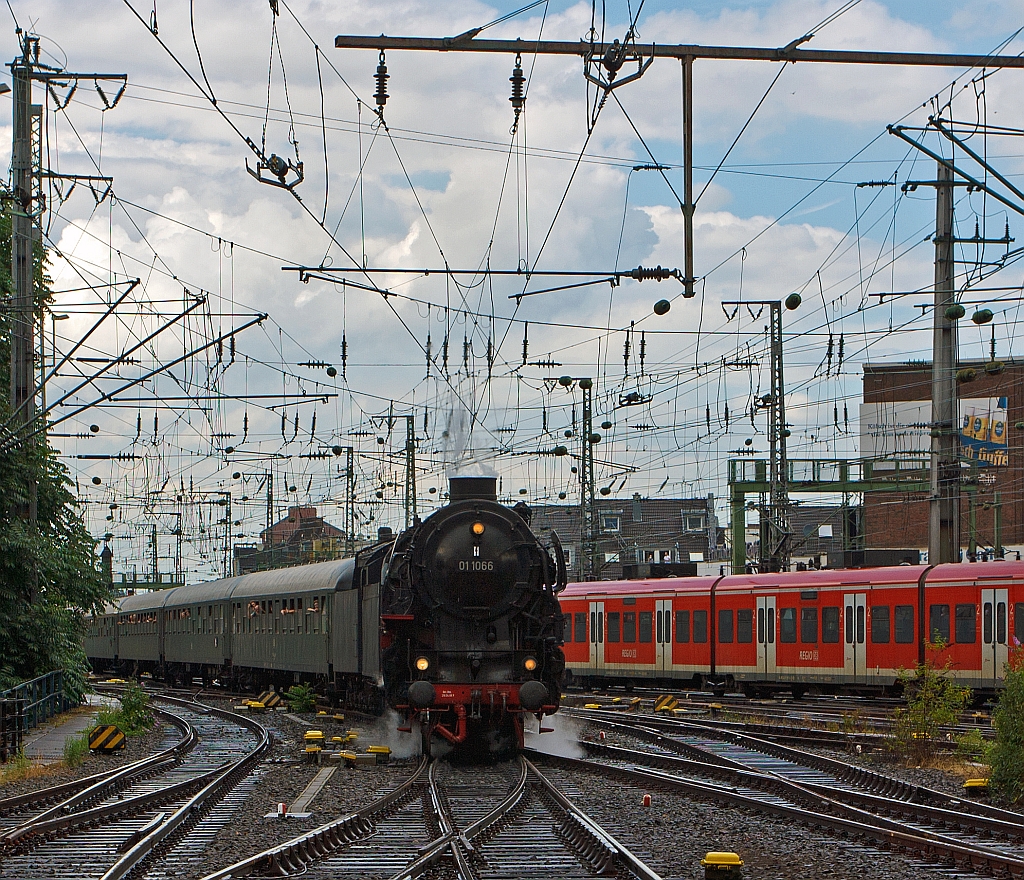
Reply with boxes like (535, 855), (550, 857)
(285, 684), (316, 713)
(0, 207), (111, 699)
(990, 647), (1024, 804)
(892, 640), (972, 764)
(97, 682), (154, 736)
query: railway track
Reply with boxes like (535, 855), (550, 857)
(0, 693), (270, 880)
(201, 756), (661, 880)
(556, 711), (1024, 878)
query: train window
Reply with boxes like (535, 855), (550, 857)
(562, 614), (571, 641)
(894, 605), (914, 643)
(757, 608), (764, 644)
(857, 605), (865, 644)
(737, 609), (753, 643)
(822, 607), (840, 643)
(590, 612), (596, 643)
(929, 604), (950, 643)
(955, 604), (976, 644)
(845, 605), (853, 644)
(767, 607), (774, 644)
(780, 608), (797, 643)
(718, 609), (734, 644)
(693, 610), (708, 643)
(800, 608), (818, 644)
(1015, 604), (1024, 644)
(623, 612), (636, 643)
(676, 610), (690, 643)
(639, 611), (652, 643)
(663, 610), (671, 643)
(297, 599), (304, 633)
(997, 602), (1006, 644)
(984, 603), (993, 644)
(607, 612), (621, 643)
(575, 613), (587, 643)
(871, 606), (890, 644)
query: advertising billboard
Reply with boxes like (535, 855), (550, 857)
(860, 397), (1007, 467)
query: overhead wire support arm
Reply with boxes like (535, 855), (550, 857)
(333, 34), (1024, 68)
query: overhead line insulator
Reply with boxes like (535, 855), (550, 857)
(374, 50), (389, 113)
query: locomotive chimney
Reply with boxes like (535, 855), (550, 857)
(449, 475), (498, 502)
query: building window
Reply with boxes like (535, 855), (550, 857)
(895, 605), (915, 643)
(682, 513), (706, 532)
(955, 604), (976, 644)
(604, 552), (620, 563)
(871, 606), (890, 644)
(601, 515), (620, 533)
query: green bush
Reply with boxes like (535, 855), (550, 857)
(97, 682), (154, 737)
(63, 732), (90, 768)
(892, 640), (972, 764)
(284, 684), (316, 713)
(990, 647), (1024, 803)
(954, 728), (990, 763)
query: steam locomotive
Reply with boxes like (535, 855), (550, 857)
(85, 475), (567, 756)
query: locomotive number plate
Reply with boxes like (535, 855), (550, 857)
(458, 560), (494, 571)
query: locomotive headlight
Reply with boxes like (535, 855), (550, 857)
(523, 656), (537, 672)
(472, 522), (485, 536)
(415, 656), (430, 671)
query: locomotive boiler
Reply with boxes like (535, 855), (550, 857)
(379, 475), (566, 756)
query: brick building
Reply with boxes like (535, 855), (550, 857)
(531, 493), (724, 580)
(861, 359), (1023, 555)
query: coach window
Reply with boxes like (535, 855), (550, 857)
(718, 609), (734, 644)
(871, 606), (890, 644)
(575, 612), (587, 643)
(1015, 604), (1024, 644)
(623, 612), (637, 643)
(607, 612), (621, 643)
(297, 599), (304, 634)
(639, 611), (653, 643)
(562, 613), (571, 641)
(801, 608), (818, 643)
(955, 604), (976, 644)
(997, 602), (1006, 645)
(822, 607), (840, 643)
(675, 610), (690, 643)
(737, 609), (752, 643)
(693, 610), (708, 643)
(894, 605), (914, 643)
(780, 607), (797, 643)
(929, 604), (950, 643)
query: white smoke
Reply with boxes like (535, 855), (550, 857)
(523, 712), (584, 758)
(440, 391), (497, 479)
(381, 709), (423, 760)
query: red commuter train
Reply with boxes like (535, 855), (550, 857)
(559, 561), (1024, 694)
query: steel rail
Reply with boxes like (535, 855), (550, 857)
(0, 708), (190, 816)
(197, 756), (430, 879)
(538, 752), (1024, 879)
(524, 756), (663, 880)
(98, 698), (271, 880)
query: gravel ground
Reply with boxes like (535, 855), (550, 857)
(0, 716), (173, 801)
(548, 762), (960, 880)
(169, 698), (423, 879)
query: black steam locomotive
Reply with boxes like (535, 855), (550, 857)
(85, 474), (566, 757)
(381, 475), (567, 755)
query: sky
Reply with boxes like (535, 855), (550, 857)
(7, 0), (1024, 581)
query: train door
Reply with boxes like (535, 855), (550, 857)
(655, 599), (673, 673)
(588, 601), (605, 672)
(756, 596), (776, 678)
(981, 589), (1009, 684)
(844, 593), (867, 682)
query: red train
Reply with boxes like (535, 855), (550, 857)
(559, 561), (1024, 694)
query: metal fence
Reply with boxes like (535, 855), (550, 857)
(0, 669), (77, 761)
